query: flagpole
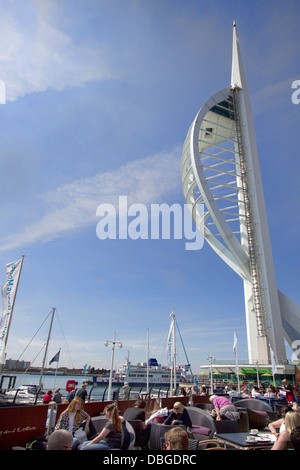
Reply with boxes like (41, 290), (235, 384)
(169, 308), (176, 396)
(53, 348), (61, 390)
(0, 255), (25, 372)
(173, 311), (176, 395)
(146, 328), (149, 395)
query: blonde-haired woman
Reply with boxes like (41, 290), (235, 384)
(164, 401), (192, 428)
(81, 403), (124, 450)
(271, 411), (300, 450)
(55, 397), (90, 437)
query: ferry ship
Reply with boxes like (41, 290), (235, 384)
(93, 358), (188, 387)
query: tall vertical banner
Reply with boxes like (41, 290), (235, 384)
(233, 330), (241, 392)
(0, 258), (24, 362)
(269, 343), (277, 383)
(233, 330), (238, 374)
(167, 322), (173, 368)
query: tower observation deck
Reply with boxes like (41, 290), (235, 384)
(181, 22), (300, 367)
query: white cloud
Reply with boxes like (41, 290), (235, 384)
(0, 147), (181, 251)
(0, 0), (119, 102)
(252, 78), (293, 114)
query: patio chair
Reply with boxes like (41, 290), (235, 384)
(197, 439), (226, 450)
(127, 419), (148, 449)
(185, 406), (216, 438)
(121, 420), (136, 450)
(149, 422), (186, 450)
(233, 398), (272, 413)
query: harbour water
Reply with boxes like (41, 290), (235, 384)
(0, 372), (172, 402)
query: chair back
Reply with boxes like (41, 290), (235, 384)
(149, 422), (185, 450)
(195, 403), (214, 411)
(237, 410), (249, 432)
(121, 421), (136, 450)
(214, 419), (238, 433)
(233, 398), (272, 412)
(185, 406), (216, 435)
(246, 408), (268, 430)
(127, 420), (147, 449)
(89, 416), (108, 435)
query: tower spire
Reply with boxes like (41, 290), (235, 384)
(231, 21), (243, 90)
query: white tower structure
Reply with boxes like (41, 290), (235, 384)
(181, 22), (300, 366)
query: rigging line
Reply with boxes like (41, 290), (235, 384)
(14, 343), (46, 388)
(55, 310), (74, 369)
(175, 321), (194, 379)
(10, 309), (53, 370)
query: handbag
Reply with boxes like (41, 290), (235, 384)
(74, 428), (87, 443)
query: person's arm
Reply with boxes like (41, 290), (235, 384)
(268, 418), (283, 436)
(271, 430), (289, 450)
(83, 415), (91, 434)
(214, 407), (222, 420)
(86, 427), (110, 446)
(54, 411), (66, 430)
(182, 409), (192, 428)
(164, 412), (174, 425)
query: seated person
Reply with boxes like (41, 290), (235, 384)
(164, 427), (189, 450)
(209, 394), (237, 420)
(251, 386), (263, 398)
(164, 402), (192, 428)
(271, 411), (300, 450)
(81, 403), (124, 450)
(55, 397), (90, 436)
(268, 405), (292, 437)
(227, 385), (241, 398)
(123, 399), (150, 446)
(264, 385), (276, 399)
(123, 399), (147, 429)
(290, 426), (300, 450)
(47, 430), (73, 450)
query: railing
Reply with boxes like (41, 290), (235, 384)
(88, 384), (176, 402)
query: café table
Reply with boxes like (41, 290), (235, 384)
(215, 431), (276, 450)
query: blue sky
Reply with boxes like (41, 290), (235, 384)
(0, 0), (299, 372)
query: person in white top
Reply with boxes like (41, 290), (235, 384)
(251, 386), (263, 398)
(268, 406), (292, 437)
(264, 386), (277, 399)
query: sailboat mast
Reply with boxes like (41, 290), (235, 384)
(173, 313), (176, 393)
(38, 307), (56, 390)
(146, 328), (149, 394)
(169, 308), (176, 396)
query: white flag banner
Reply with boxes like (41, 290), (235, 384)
(0, 259), (23, 357)
(233, 330), (239, 374)
(166, 322), (173, 368)
(269, 343), (277, 376)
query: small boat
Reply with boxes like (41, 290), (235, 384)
(3, 384), (43, 404)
